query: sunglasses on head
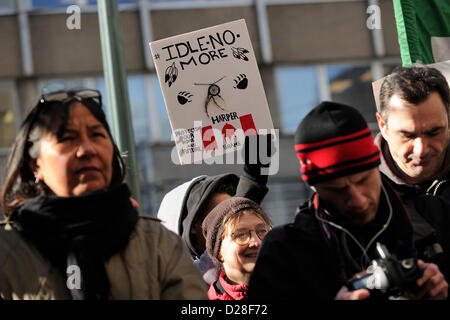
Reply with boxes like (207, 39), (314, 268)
(39, 89), (102, 106)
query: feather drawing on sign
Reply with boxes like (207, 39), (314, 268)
(165, 62), (178, 87)
(231, 47), (249, 61)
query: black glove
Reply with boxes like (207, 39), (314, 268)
(242, 133), (276, 178)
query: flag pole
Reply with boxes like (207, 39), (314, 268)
(97, 0), (141, 205)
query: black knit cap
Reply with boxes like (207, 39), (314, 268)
(202, 197), (266, 266)
(294, 101), (380, 185)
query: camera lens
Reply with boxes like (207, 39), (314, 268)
(401, 258), (415, 269)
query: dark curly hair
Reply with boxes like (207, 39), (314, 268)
(379, 63), (450, 120)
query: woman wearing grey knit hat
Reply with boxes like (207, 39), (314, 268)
(202, 197), (272, 300)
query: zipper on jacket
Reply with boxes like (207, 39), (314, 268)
(427, 179), (448, 196)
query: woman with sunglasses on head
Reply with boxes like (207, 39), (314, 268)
(202, 197), (272, 300)
(0, 89), (207, 300)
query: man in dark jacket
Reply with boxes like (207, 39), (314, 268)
(375, 64), (450, 281)
(249, 101), (448, 300)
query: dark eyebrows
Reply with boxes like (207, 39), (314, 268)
(59, 124), (107, 139)
(425, 126), (444, 134)
(61, 128), (77, 135)
(64, 124), (105, 132)
(398, 126), (444, 136)
(234, 223), (268, 232)
(321, 184), (347, 191)
(398, 129), (415, 136)
(89, 124), (107, 131)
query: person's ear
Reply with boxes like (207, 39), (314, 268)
(376, 112), (387, 139)
(218, 244), (225, 263)
(28, 159), (42, 181)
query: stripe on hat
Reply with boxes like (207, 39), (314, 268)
(295, 128), (380, 182)
(295, 127), (371, 153)
(300, 152), (380, 181)
(296, 133), (378, 171)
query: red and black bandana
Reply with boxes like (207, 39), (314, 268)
(294, 101), (380, 185)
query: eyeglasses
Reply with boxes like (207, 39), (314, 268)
(39, 89), (102, 106)
(231, 225), (271, 246)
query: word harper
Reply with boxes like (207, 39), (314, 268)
(211, 111), (239, 125)
(202, 113), (256, 151)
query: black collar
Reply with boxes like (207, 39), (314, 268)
(11, 183), (139, 300)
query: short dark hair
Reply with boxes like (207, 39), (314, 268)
(194, 182), (236, 225)
(1, 93), (126, 217)
(379, 64), (450, 120)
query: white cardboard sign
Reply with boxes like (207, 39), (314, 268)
(150, 19), (274, 164)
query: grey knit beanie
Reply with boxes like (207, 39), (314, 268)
(202, 196), (266, 266)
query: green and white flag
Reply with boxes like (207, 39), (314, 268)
(393, 0), (450, 66)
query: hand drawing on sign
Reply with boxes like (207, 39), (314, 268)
(177, 91), (193, 105)
(231, 47), (249, 61)
(233, 74), (248, 89)
(165, 62), (178, 87)
(194, 76), (227, 117)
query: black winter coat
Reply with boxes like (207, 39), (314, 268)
(248, 178), (416, 300)
(376, 135), (450, 283)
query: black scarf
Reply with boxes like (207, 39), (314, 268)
(10, 183), (139, 300)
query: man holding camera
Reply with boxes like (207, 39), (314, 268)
(376, 64), (450, 281)
(249, 101), (448, 300)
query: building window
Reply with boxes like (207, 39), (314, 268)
(94, 75), (152, 144)
(275, 62), (391, 135)
(38, 78), (85, 93)
(275, 66), (320, 134)
(0, 82), (17, 149)
(37, 75), (173, 143)
(383, 63), (401, 76)
(0, 0), (15, 10)
(327, 63), (377, 125)
(39, 76), (149, 142)
(152, 75), (172, 142)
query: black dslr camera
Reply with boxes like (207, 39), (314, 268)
(347, 242), (423, 299)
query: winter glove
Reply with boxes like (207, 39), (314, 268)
(242, 133), (276, 181)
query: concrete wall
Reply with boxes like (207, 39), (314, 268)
(0, 15), (22, 78)
(29, 11), (144, 76)
(0, 1), (400, 79)
(150, 7), (261, 62)
(268, 2), (372, 63)
(380, 0), (400, 57)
